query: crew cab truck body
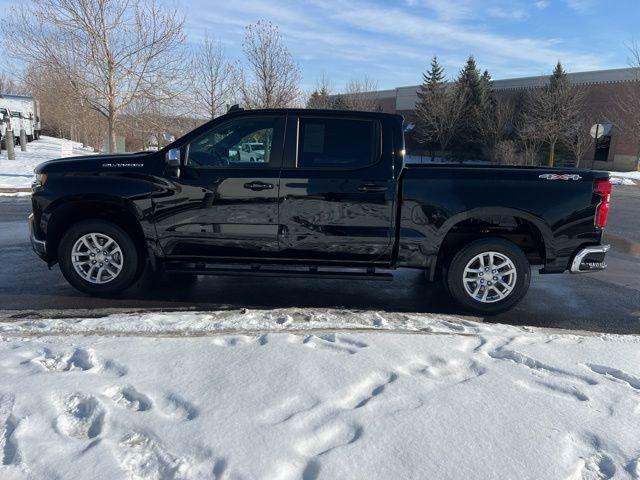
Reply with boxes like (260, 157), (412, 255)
(29, 108), (611, 314)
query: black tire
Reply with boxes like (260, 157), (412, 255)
(446, 238), (531, 315)
(58, 220), (141, 296)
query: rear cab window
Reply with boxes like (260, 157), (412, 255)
(297, 117), (379, 169)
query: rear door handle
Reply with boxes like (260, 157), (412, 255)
(357, 183), (387, 193)
(244, 181), (274, 191)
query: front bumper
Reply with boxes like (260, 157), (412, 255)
(29, 213), (47, 259)
(570, 244), (609, 273)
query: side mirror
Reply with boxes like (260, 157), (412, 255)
(165, 148), (181, 177)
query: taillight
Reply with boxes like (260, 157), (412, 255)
(594, 178), (612, 228)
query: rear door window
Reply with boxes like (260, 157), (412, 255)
(297, 118), (378, 169)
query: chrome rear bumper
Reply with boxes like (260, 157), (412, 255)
(570, 244), (609, 273)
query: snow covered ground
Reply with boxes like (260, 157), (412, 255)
(1, 309), (639, 480)
(610, 171), (639, 186)
(0, 136), (95, 189)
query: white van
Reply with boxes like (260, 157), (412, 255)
(0, 95), (39, 141)
(9, 110), (24, 142)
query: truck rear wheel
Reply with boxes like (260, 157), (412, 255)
(446, 238), (530, 315)
(58, 220), (140, 296)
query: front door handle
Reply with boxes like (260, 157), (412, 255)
(244, 181), (274, 191)
(357, 183), (387, 193)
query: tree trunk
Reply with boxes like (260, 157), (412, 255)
(107, 104), (116, 153)
(547, 140), (556, 167)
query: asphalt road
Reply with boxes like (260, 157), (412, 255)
(1, 186), (639, 334)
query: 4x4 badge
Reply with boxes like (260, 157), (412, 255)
(539, 174), (582, 181)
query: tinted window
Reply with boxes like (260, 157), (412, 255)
(298, 118), (376, 168)
(187, 116), (278, 168)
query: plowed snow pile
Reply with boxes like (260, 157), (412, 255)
(0, 136), (95, 189)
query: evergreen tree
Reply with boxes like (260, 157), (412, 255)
(306, 84), (332, 109)
(455, 56), (491, 158)
(415, 56), (446, 156)
(549, 61), (568, 91)
(546, 62), (570, 166)
(457, 56), (482, 104)
(422, 55), (445, 92)
(479, 70), (492, 107)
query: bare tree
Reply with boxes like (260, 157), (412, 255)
(565, 116), (595, 167)
(0, 72), (22, 94)
(415, 82), (468, 159)
(239, 20), (301, 108)
(515, 90), (545, 166)
(476, 96), (516, 161)
(493, 140), (520, 165)
(191, 34), (236, 119)
(334, 77), (381, 111)
(522, 63), (585, 166)
(23, 62), (105, 147)
(3, 0), (186, 152)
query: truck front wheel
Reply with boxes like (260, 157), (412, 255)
(446, 238), (531, 315)
(58, 220), (140, 296)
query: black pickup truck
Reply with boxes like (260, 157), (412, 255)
(29, 108), (611, 314)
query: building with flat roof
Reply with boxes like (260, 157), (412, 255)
(361, 68), (640, 171)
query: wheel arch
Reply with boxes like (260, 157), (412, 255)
(434, 207), (553, 274)
(45, 195), (147, 264)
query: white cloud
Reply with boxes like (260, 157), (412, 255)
(487, 6), (528, 20)
(535, 0), (550, 9)
(314, 0), (608, 70)
(564, 0), (595, 13)
(405, 0), (475, 20)
(183, 0), (615, 88)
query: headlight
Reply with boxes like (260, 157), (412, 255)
(34, 173), (47, 188)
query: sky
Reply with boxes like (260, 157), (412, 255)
(2, 0), (639, 92)
(180, 0), (640, 91)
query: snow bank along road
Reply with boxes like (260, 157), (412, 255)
(1, 311), (640, 480)
(0, 136), (95, 190)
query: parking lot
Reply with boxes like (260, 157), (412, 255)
(1, 185), (639, 334)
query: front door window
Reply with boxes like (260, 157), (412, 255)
(187, 116), (278, 168)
